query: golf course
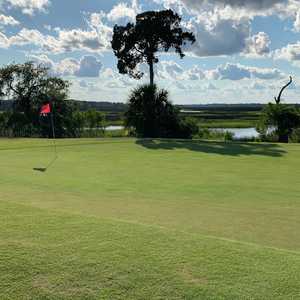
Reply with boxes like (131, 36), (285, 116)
(1, 138), (300, 299)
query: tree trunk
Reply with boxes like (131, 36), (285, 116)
(149, 60), (154, 86)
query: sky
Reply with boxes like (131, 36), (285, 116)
(0, 0), (300, 104)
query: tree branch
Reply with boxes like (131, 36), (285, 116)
(275, 76), (293, 104)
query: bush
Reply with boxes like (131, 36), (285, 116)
(290, 128), (300, 143)
(125, 84), (198, 139)
(224, 131), (234, 142)
(258, 103), (300, 143)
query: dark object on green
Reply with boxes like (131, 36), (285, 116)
(33, 168), (47, 173)
(111, 9), (195, 86)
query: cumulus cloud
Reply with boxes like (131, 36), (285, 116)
(181, 0), (283, 11)
(186, 17), (250, 57)
(156, 61), (283, 82)
(3, 0), (50, 15)
(30, 54), (102, 78)
(274, 42), (300, 61)
(245, 32), (271, 57)
(155, 0), (300, 36)
(75, 56), (102, 77)
(183, 13), (270, 58)
(182, 65), (205, 80)
(207, 63), (284, 80)
(0, 13), (112, 53)
(53, 29), (108, 53)
(107, 0), (140, 22)
(155, 0), (286, 17)
(0, 14), (19, 26)
(158, 61), (184, 79)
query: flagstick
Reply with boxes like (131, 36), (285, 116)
(34, 102), (58, 172)
(44, 104), (58, 171)
(50, 111), (57, 158)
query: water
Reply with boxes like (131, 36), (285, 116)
(105, 125), (260, 139)
(215, 128), (259, 139)
(105, 125), (124, 131)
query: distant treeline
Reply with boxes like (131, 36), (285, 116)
(1, 100), (281, 113)
(0, 99), (127, 113)
(179, 104), (265, 112)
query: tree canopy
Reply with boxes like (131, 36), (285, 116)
(258, 103), (300, 143)
(0, 62), (69, 123)
(0, 62), (77, 137)
(111, 9), (196, 85)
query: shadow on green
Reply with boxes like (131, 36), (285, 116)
(136, 139), (286, 157)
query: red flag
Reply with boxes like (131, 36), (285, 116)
(40, 103), (51, 115)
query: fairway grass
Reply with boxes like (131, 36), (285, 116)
(1, 138), (300, 299)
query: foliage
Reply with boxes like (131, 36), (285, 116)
(0, 62), (81, 137)
(125, 84), (198, 138)
(0, 62), (69, 123)
(111, 9), (195, 85)
(85, 110), (105, 131)
(290, 128), (300, 143)
(224, 130), (234, 141)
(258, 103), (300, 143)
(0, 63), (110, 138)
(195, 128), (235, 141)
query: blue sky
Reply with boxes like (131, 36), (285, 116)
(1, 0), (300, 104)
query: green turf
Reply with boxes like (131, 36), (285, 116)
(1, 138), (300, 299)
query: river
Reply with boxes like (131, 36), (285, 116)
(214, 128), (260, 139)
(106, 126), (260, 139)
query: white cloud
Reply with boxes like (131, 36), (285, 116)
(245, 32), (271, 57)
(155, 1), (300, 61)
(206, 63), (284, 80)
(156, 61), (283, 83)
(182, 65), (205, 80)
(210, 63), (283, 80)
(107, 0), (140, 22)
(4, 0), (50, 15)
(0, 14), (19, 26)
(185, 17), (251, 57)
(75, 55), (102, 77)
(157, 60), (184, 79)
(274, 42), (300, 61)
(0, 13), (112, 53)
(30, 54), (102, 78)
(154, 0), (285, 20)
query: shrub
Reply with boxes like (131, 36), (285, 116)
(224, 131), (234, 142)
(125, 84), (197, 139)
(258, 103), (300, 143)
(290, 128), (300, 143)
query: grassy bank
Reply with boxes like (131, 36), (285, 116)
(1, 138), (300, 299)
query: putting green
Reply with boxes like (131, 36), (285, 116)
(1, 138), (300, 299)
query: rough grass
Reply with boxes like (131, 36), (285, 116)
(1, 138), (300, 299)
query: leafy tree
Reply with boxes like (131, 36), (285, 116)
(85, 110), (105, 130)
(125, 84), (197, 138)
(111, 9), (195, 85)
(258, 76), (300, 143)
(0, 62), (76, 137)
(258, 103), (300, 143)
(84, 110), (105, 137)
